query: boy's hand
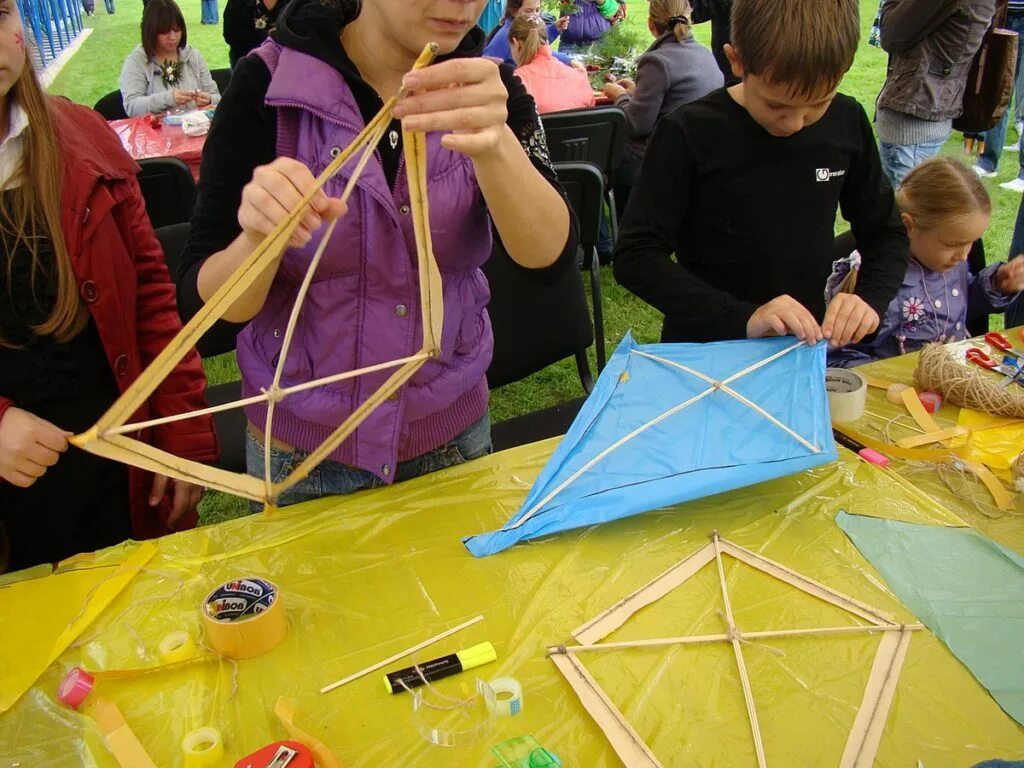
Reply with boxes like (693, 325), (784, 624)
(996, 255), (1024, 295)
(0, 407), (71, 488)
(822, 293), (879, 347)
(746, 295), (822, 342)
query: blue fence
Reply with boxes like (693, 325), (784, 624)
(17, 0), (83, 70)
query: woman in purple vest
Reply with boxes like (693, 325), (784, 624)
(178, 0), (578, 509)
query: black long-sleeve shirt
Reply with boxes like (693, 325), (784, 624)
(613, 88), (908, 343)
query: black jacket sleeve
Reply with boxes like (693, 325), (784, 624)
(612, 116), (757, 341)
(176, 54), (275, 349)
(839, 101), (909, 321)
(879, 0), (961, 53)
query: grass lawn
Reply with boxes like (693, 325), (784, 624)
(47, 0), (1022, 523)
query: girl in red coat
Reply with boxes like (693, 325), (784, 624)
(0, 0), (217, 571)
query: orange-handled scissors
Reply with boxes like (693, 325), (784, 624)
(967, 346), (1024, 387)
(984, 331), (1023, 359)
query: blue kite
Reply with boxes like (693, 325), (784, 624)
(464, 334), (837, 557)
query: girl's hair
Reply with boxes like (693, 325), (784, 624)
(141, 0), (187, 59)
(0, 49), (86, 348)
(896, 157), (991, 231)
(649, 0), (693, 42)
(509, 14), (548, 66)
(486, 0), (527, 44)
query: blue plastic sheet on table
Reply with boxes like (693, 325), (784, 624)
(464, 334), (837, 556)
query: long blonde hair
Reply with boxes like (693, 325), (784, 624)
(0, 48), (86, 348)
(896, 157), (991, 230)
(649, 0), (693, 42)
(509, 14), (548, 66)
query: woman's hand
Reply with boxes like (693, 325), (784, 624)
(392, 59), (509, 159)
(603, 81), (627, 99)
(194, 91), (212, 108)
(149, 475), (204, 528)
(171, 89), (192, 106)
(0, 408), (70, 488)
(996, 255), (1024, 295)
(555, 15), (570, 31)
(238, 157), (348, 248)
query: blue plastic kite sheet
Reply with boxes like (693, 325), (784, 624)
(837, 511), (1024, 727)
(465, 334), (837, 556)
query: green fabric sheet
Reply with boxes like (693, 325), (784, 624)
(836, 511), (1024, 727)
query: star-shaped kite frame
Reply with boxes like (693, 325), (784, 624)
(547, 532), (921, 767)
(70, 44), (442, 509)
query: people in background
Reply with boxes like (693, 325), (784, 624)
(483, 0), (570, 66)
(177, 0), (578, 509)
(0, 0), (217, 571)
(973, 0), (1024, 193)
(875, 0), (996, 187)
(689, 0), (734, 85)
(224, 0), (289, 68)
(1004, 195), (1024, 328)
(510, 14), (595, 113)
(614, 0), (907, 347)
(827, 158), (1023, 366)
(558, 0), (626, 55)
(603, 0), (722, 206)
(120, 0), (221, 116)
(201, 0), (218, 25)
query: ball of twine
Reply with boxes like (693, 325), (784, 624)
(914, 343), (1024, 419)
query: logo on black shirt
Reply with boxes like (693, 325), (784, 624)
(815, 168), (846, 182)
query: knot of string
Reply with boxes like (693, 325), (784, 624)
(261, 385), (286, 404)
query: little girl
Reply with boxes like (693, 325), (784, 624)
(510, 15), (595, 114)
(827, 157), (1024, 367)
(0, 0), (217, 570)
(483, 0), (570, 66)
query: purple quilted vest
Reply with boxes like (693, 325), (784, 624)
(239, 41), (493, 482)
(560, 1), (613, 47)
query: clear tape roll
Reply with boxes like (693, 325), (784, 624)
(182, 726), (224, 768)
(483, 677), (523, 716)
(411, 678), (496, 747)
(826, 368), (867, 423)
(158, 631), (197, 664)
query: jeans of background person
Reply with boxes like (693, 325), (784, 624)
(1006, 195), (1024, 328)
(80, 0), (94, 13)
(879, 137), (947, 188)
(102, 0), (113, 13)
(244, 414), (493, 512)
(977, 12), (1024, 176)
(201, 0), (218, 23)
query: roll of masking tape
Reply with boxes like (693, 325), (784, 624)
(182, 726), (224, 768)
(485, 677), (523, 717)
(159, 630), (197, 664)
(201, 578), (286, 660)
(825, 368), (867, 423)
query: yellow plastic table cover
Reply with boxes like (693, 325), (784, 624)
(2, 352), (1024, 767)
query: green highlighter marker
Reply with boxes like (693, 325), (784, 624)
(383, 641), (497, 694)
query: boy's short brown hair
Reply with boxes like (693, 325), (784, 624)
(731, 0), (859, 97)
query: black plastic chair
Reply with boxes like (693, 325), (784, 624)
(541, 106), (628, 244)
(210, 68), (231, 96)
(93, 89), (127, 120)
(556, 161), (608, 370)
(154, 223), (247, 473)
(485, 226), (596, 450)
(137, 157), (197, 229)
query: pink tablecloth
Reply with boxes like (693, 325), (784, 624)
(107, 116), (205, 180)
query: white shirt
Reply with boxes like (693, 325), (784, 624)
(0, 101), (29, 190)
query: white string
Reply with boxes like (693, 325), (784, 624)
(505, 341), (808, 532)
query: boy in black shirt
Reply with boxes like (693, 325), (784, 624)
(614, 0), (908, 347)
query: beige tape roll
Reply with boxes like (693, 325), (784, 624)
(201, 578), (286, 660)
(826, 369), (867, 423)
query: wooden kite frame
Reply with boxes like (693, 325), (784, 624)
(547, 532), (921, 767)
(70, 44), (442, 508)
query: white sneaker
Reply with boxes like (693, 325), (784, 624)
(972, 165), (998, 178)
(1000, 177), (1024, 193)
(1006, 140), (1021, 151)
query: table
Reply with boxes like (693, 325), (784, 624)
(2, 348), (1022, 767)
(108, 116), (206, 180)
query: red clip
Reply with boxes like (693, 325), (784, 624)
(234, 741), (314, 768)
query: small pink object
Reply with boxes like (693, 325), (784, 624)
(57, 667), (94, 709)
(918, 391), (943, 414)
(858, 448), (890, 468)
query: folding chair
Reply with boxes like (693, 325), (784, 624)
(137, 157), (197, 229)
(210, 68), (232, 96)
(93, 89), (127, 121)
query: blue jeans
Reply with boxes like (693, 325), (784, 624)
(102, 0), (113, 13)
(245, 414), (493, 511)
(977, 11), (1024, 176)
(879, 136), (947, 188)
(200, 0), (218, 23)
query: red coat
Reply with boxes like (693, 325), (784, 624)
(0, 99), (218, 539)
